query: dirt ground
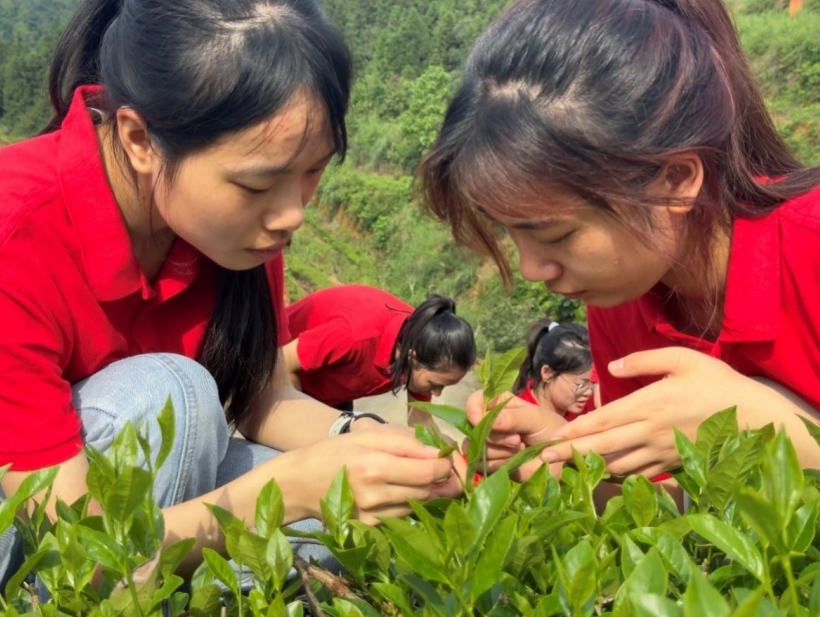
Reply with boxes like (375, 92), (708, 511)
(352, 371), (481, 441)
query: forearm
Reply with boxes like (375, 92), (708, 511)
(163, 449), (311, 575)
(240, 383), (342, 450)
(736, 378), (820, 469)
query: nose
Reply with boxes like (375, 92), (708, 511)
(262, 184), (304, 234)
(517, 249), (562, 283)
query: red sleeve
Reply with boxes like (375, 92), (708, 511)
(267, 254), (290, 345)
(587, 307), (642, 406)
(296, 318), (357, 372)
(0, 261), (83, 470)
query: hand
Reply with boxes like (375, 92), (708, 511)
(463, 389), (567, 480)
(292, 423), (462, 525)
(540, 347), (807, 478)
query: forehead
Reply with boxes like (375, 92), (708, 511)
(209, 92), (335, 163)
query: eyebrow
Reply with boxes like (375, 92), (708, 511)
(475, 205), (564, 231)
(229, 150), (336, 179)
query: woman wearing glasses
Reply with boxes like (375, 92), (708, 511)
(512, 320), (595, 421)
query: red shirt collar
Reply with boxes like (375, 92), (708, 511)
(638, 211), (780, 344)
(58, 85), (201, 302)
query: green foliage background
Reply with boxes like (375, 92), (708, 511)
(1, 0), (820, 350)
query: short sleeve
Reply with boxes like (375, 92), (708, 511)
(296, 318), (356, 372)
(0, 262), (82, 470)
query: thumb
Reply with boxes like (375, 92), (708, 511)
(608, 346), (703, 379)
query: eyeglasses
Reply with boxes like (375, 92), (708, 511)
(558, 374), (594, 398)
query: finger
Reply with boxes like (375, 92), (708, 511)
(352, 483), (442, 512)
(608, 347), (705, 380)
(542, 423), (647, 463)
(603, 446), (679, 479)
(465, 389), (487, 426)
(356, 453), (454, 488)
(352, 428), (442, 460)
(552, 407), (634, 440)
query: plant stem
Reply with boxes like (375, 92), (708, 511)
(781, 555), (802, 611)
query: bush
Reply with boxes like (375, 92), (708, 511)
(5, 351), (820, 615)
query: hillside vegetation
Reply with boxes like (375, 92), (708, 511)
(2, 0), (819, 351)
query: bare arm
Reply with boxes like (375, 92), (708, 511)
(239, 348), (380, 451)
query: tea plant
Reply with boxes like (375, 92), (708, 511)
(3, 347), (820, 616)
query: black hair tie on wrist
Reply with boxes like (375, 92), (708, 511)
(340, 412), (388, 434)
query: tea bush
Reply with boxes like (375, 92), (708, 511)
(4, 349), (820, 616)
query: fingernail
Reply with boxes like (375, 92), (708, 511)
(543, 451), (558, 463)
(608, 358), (624, 374)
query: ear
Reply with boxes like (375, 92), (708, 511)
(115, 107), (159, 177)
(648, 153), (704, 214)
(540, 365), (554, 383)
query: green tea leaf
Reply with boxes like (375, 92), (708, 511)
(688, 514), (765, 582)
(559, 540), (598, 617)
(372, 582), (417, 617)
(484, 346), (527, 401)
(202, 547), (240, 597)
(74, 525), (125, 572)
(415, 424), (449, 450)
(471, 514), (518, 602)
(621, 535), (645, 580)
(497, 441), (554, 477)
(400, 573), (449, 616)
(443, 501), (476, 556)
(695, 407), (738, 466)
(735, 490), (786, 553)
(236, 529), (272, 582)
(616, 548), (667, 610)
(631, 528), (693, 584)
(256, 479), (285, 538)
(762, 428), (803, 527)
(799, 416), (820, 450)
(267, 529), (295, 591)
(789, 498), (819, 554)
(409, 402), (474, 437)
(188, 583), (223, 617)
(629, 593), (683, 617)
(155, 397), (176, 472)
(382, 518), (449, 584)
(623, 476), (657, 528)
(102, 466), (153, 522)
(467, 468), (511, 546)
(704, 432), (765, 513)
(809, 571), (820, 616)
(321, 467), (355, 545)
(674, 429), (707, 488)
(682, 567), (730, 617)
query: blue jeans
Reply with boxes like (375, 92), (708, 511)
(0, 353), (332, 589)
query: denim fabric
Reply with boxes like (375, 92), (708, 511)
(0, 353), (333, 589)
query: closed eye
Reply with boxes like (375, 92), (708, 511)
(544, 230), (575, 245)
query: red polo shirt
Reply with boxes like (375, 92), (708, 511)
(0, 86), (289, 470)
(588, 186), (820, 412)
(287, 285), (432, 406)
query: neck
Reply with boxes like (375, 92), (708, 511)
(659, 225), (732, 339)
(97, 125), (175, 280)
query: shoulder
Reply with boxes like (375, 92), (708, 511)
(0, 133), (63, 247)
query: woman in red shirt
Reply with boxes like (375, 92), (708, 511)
(420, 0), (820, 479)
(284, 286), (476, 430)
(513, 320), (593, 421)
(0, 0), (461, 586)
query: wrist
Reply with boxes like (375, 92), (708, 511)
(349, 416), (384, 433)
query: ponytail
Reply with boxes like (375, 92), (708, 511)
(390, 294), (476, 394)
(45, 0), (123, 132)
(513, 319), (591, 393)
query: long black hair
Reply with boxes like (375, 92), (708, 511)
(390, 295), (476, 394)
(47, 0), (351, 425)
(513, 319), (591, 393)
